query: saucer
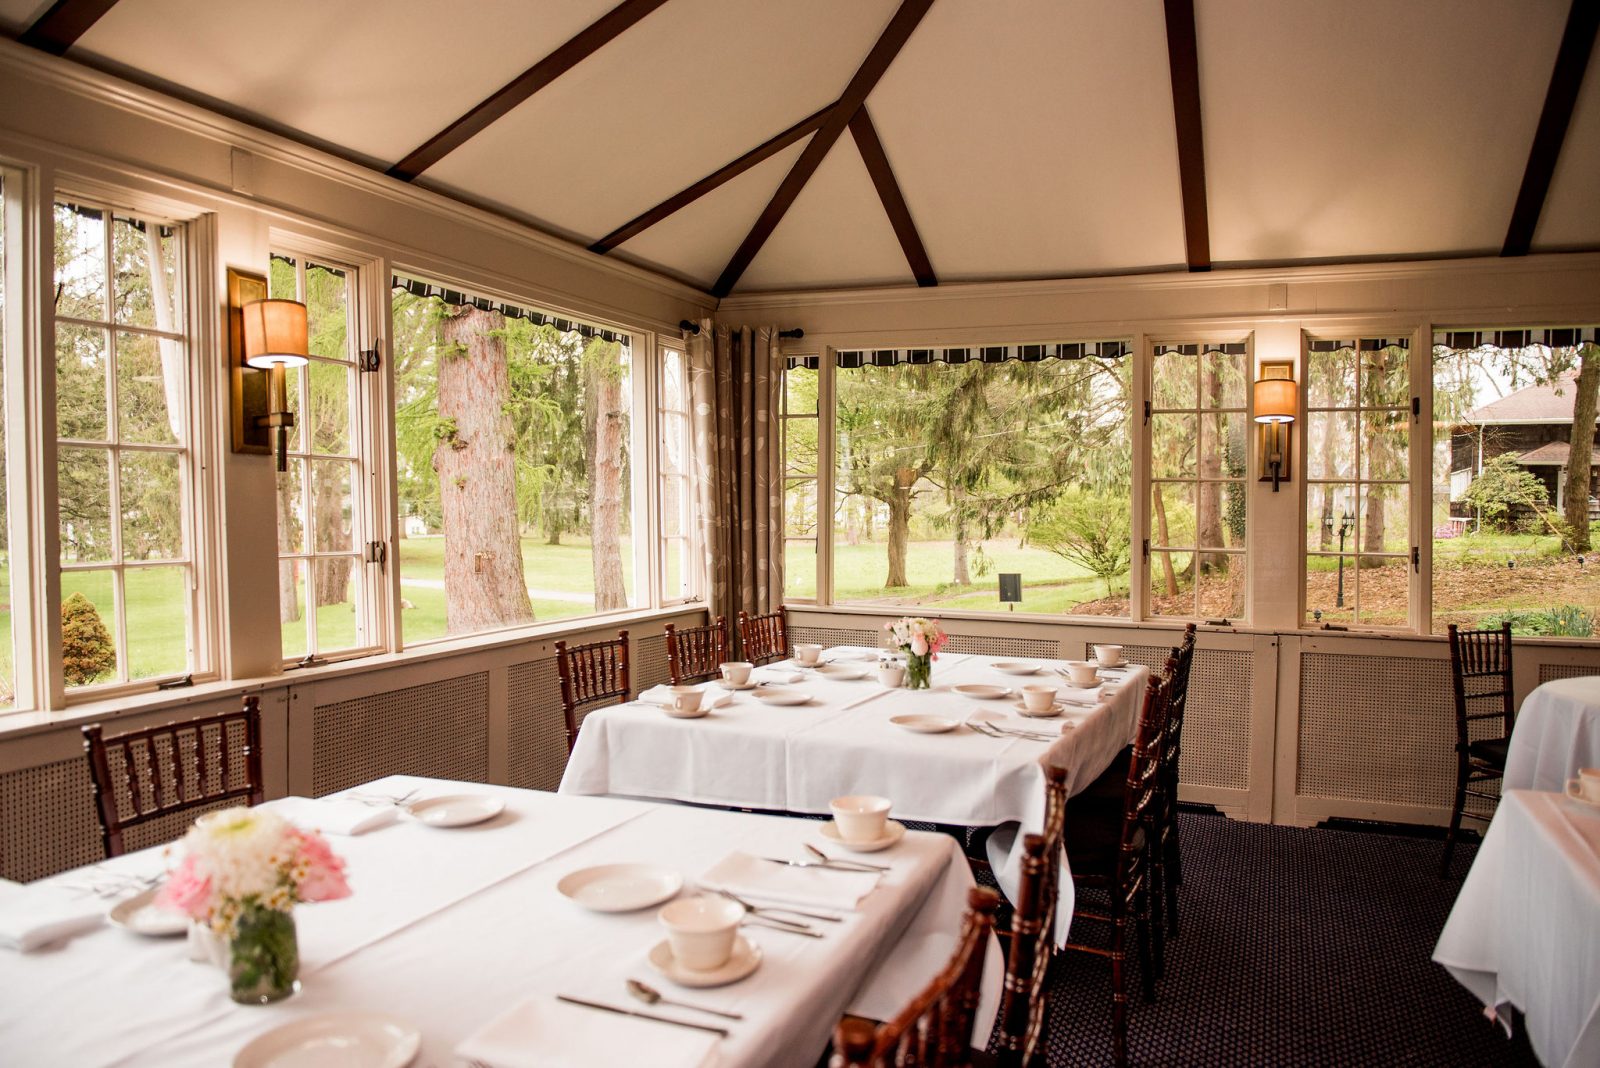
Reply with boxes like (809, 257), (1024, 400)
(717, 679), (759, 691)
(952, 684), (1011, 699)
(406, 795), (505, 827)
(890, 714), (959, 734)
(752, 688), (811, 706)
(665, 704), (711, 719)
(815, 664), (869, 681)
(233, 1012), (420, 1068)
(1565, 786), (1600, 810)
(820, 819), (907, 853)
(1011, 699), (1063, 718)
(991, 661), (1040, 675)
(648, 935), (762, 988)
(107, 886), (187, 937)
(1093, 657), (1127, 669)
(557, 864), (683, 912)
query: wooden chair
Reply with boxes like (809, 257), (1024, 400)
(1440, 621), (1515, 878)
(664, 617), (728, 685)
(1060, 674), (1169, 1068)
(1154, 623), (1198, 941)
(82, 695), (265, 859)
(832, 886), (1001, 1068)
(555, 630), (630, 754)
(737, 607), (789, 665)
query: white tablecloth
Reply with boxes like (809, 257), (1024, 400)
(1433, 790), (1600, 1068)
(0, 776), (998, 1068)
(1505, 677), (1600, 792)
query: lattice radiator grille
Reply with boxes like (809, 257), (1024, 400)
(1539, 663), (1597, 683)
(944, 633), (1062, 659)
(634, 633), (671, 691)
(311, 673), (489, 797)
(790, 625), (882, 650)
(507, 657), (568, 791)
(1110, 643), (1251, 792)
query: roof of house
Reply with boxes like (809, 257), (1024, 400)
(1464, 371), (1583, 424)
(1516, 441), (1600, 467)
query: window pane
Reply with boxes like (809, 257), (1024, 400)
(664, 538), (690, 602)
(1306, 411), (1356, 480)
(1152, 349), (1195, 409)
(277, 460), (305, 554)
(661, 412), (686, 476)
(662, 349), (684, 411)
(1361, 344), (1409, 409)
(1356, 556), (1410, 626)
(1199, 412), (1247, 479)
(1151, 482), (1196, 548)
(56, 323), (108, 440)
(785, 365), (817, 416)
(1306, 484), (1358, 553)
(312, 557), (361, 652)
(279, 558), (307, 660)
(120, 451), (185, 560)
(1148, 550), (1193, 617)
(784, 479), (817, 539)
(0, 187), (9, 709)
(61, 569), (117, 686)
(53, 203), (105, 321)
(311, 459), (354, 554)
(306, 263), (347, 358)
(111, 215), (179, 330)
(1150, 414), (1196, 478)
(59, 447), (112, 562)
(125, 566), (188, 680)
(116, 331), (185, 445)
(1197, 481), (1247, 550)
(1203, 347), (1248, 409)
(661, 474), (684, 537)
(1197, 556), (1245, 618)
(1305, 555), (1356, 626)
(1360, 411), (1408, 481)
(784, 414), (818, 479)
(307, 359), (351, 455)
(1307, 346), (1356, 408)
(785, 539), (817, 601)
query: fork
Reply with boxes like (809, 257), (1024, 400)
(968, 720), (1059, 743)
(715, 887), (842, 924)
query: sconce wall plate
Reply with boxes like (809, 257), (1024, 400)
(1255, 360), (1296, 486)
(227, 267), (272, 455)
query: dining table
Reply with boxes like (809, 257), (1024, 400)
(1504, 676), (1600, 792)
(1432, 788), (1600, 1068)
(560, 647), (1152, 937)
(0, 775), (1000, 1068)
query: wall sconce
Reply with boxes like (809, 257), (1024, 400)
(1253, 363), (1297, 492)
(240, 297), (308, 471)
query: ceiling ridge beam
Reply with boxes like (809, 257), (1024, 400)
(1502, 0), (1600, 257)
(849, 104), (935, 286)
(711, 0), (935, 298)
(1162, 0), (1211, 272)
(20, 0), (121, 56)
(588, 103), (835, 254)
(387, 0), (672, 182)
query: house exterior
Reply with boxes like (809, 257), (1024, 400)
(1450, 370), (1600, 518)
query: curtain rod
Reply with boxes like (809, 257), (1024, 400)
(680, 320), (803, 340)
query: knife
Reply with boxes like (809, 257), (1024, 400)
(557, 995), (731, 1037)
(761, 856), (882, 874)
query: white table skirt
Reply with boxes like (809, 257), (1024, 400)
(1505, 677), (1600, 792)
(1, 776), (998, 1068)
(1433, 790), (1600, 1068)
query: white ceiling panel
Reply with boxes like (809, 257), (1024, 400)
(1199, 0), (1568, 264)
(0, 0), (50, 34)
(739, 138), (911, 291)
(76, 0), (619, 163)
(1533, 36), (1600, 251)
(422, 0), (899, 246)
(867, 0), (1186, 282)
(611, 140), (807, 290)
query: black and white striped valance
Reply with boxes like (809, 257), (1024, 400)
(1434, 327), (1600, 351)
(59, 201), (176, 240)
(392, 274), (630, 346)
(1152, 342), (1249, 357)
(823, 341), (1130, 371)
(1307, 338), (1411, 352)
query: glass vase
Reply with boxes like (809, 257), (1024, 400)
(905, 652), (932, 690)
(228, 904), (300, 1005)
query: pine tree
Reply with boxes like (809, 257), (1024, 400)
(61, 592), (115, 686)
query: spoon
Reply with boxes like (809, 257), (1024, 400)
(626, 978), (744, 1020)
(805, 842), (890, 871)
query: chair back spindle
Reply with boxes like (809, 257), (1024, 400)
(664, 617), (729, 685)
(737, 608), (789, 666)
(555, 630), (631, 753)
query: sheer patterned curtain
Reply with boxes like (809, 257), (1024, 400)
(686, 321), (782, 627)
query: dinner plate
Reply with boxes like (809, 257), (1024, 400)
(1011, 699), (1064, 718)
(890, 714), (959, 734)
(952, 684), (1011, 699)
(814, 664), (869, 681)
(648, 935), (762, 988)
(107, 886), (187, 937)
(405, 795), (504, 828)
(751, 688), (811, 706)
(991, 661), (1040, 675)
(557, 863), (683, 912)
(232, 1012), (420, 1068)
(820, 819), (907, 853)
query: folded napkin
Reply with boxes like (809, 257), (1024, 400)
(458, 992), (718, 1068)
(263, 796), (400, 836)
(755, 667), (804, 684)
(823, 646), (882, 663)
(701, 850), (879, 912)
(0, 890), (105, 952)
(637, 685), (734, 709)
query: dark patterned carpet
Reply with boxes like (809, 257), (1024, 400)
(1002, 811), (1538, 1067)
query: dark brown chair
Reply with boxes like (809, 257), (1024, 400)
(832, 886), (1001, 1068)
(555, 630), (630, 754)
(1061, 674), (1169, 1068)
(1154, 623), (1197, 941)
(82, 695), (265, 859)
(737, 607), (789, 665)
(664, 617), (728, 685)
(1440, 621), (1515, 877)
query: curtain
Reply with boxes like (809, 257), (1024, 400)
(686, 321), (782, 627)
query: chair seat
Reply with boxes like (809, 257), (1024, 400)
(1065, 794), (1144, 878)
(1467, 737), (1510, 769)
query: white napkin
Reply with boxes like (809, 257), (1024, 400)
(0, 890), (105, 952)
(701, 850), (879, 911)
(262, 796), (400, 836)
(755, 667), (804, 684)
(823, 647), (881, 663)
(637, 685), (734, 709)
(457, 993), (718, 1068)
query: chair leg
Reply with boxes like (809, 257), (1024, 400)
(1112, 910), (1129, 1068)
(1169, 815), (1184, 888)
(1440, 761), (1468, 879)
(1165, 832), (1181, 940)
(1136, 883), (1156, 1005)
(1149, 850), (1166, 983)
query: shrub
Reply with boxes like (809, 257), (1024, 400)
(1479, 605), (1594, 638)
(61, 592), (116, 686)
(1029, 490), (1131, 598)
(1463, 455), (1550, 533)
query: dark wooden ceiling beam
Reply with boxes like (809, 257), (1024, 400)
(387, 0), (671, 182)
(20, 0), (120, 55)
(589, 103), (833, 254)
(849, 105), (935, 286)
(1502, 0), (1600, 256)
(1162, 0), (1211, 272)
(712, 0), (935, 298)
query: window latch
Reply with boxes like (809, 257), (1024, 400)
(290, 653), (322, 670)
(1143, 399), (1151, 425)
(366, 540), (387, 568)
(1321, 622), (1349, 631)
(1141, 538), (1150, 559)
(1411, 545), (1420, 573)
(1204, 617), (1230, 627)
(359, 339), (383, 373)
(157, 674), (194, 690)
(1411, 395), (1420, 421)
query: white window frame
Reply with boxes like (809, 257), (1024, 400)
(655, 340), (698, 606)
(780, 353), (821, 605)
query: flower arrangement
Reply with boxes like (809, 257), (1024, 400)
(161, 807), (349, 1003)
(884, 616), (947, 689)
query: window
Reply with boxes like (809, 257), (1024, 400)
(659, 345), (694, 603)
(0, 175), (13, 708)
(391, 275), (637, 642)
(1146, 341), (1248, 620)
(54, 201), (197, 689)
(827, 343), (1131, 615)
(1431, 328), (1599, 637)
(781, 356), (819, 602)
(1303, 337), (1413, 628)
(270, 253), (377, 661)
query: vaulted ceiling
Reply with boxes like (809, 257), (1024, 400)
(3, 0), (1597, 296)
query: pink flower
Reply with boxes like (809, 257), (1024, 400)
(910, 634), (929, 657)
(159, 854), (213, 919)
(289, 828), (351, 903)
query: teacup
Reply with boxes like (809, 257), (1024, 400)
(1020, 684), (1057, 713)
(1567, 767), (1600, 804)
(830, 795), (892, 844)
(1064, 661), (1100, 688)
(876, 663), (906, 688)
(720, 661), (754, 687)
(659, 895), (743, 971)
(795, 643), (823, 667)
(669, 686), (705, 717)
(1093, 644), (1124, 668)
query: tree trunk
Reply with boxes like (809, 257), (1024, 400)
(1196, 363), (1225, 572)
(885, 470), (914, 588)
(952, 489), (971, 585)
(1153, 488), (1178, 596)
(1562, 347), (1599, 552)
(311, 470), (354, 606)
(277, 473), (300, 624)
(1360, 350), (1391, 566)
(1318, 492), (1334, 551)
(436, 306), (535, 634)
(584, 344), (628, 612)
